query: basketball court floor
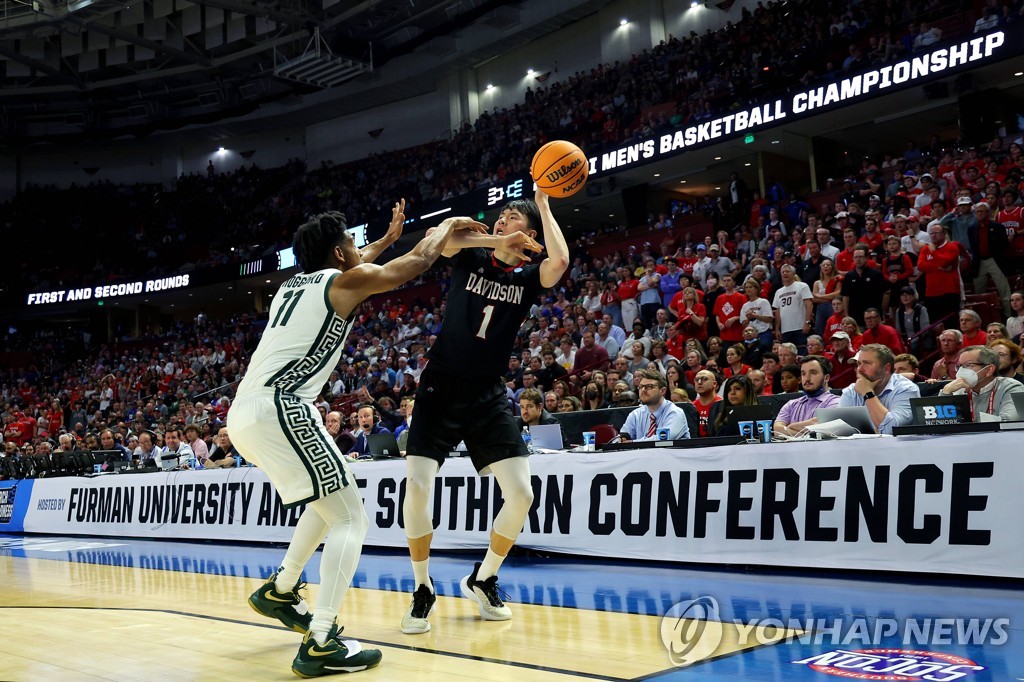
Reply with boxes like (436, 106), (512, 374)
(0, 533), (1020, 680)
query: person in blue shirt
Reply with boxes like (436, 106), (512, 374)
(619, 369), (690, 442)
(346, 403), (392, 457)
(838, 343), (920, 434)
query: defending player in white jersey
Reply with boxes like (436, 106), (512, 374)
(232, 201), (486, 677)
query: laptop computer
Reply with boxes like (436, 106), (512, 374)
(723, 404), (779, 434)
(910, 395), (972, 425)
(1012, 393), (1024, 422)
(812, 406), (877, 436)
(367, 432), (403, 459)
(528, 424), (563, 450)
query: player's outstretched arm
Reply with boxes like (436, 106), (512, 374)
(329, 217), (487, 319)
(535, 190), (570, 288)
(359, 199), (405, 264)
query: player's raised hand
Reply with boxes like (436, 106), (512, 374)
(385, 199), (406, 242)
(502, 231), (544, 261)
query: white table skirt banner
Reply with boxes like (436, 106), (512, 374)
(2, 432), (1020, 578)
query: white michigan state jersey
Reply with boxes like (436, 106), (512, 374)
(237, 268), (353, 403)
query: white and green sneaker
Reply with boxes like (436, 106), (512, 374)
(459, 562), (512, 621)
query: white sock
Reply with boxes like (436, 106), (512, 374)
(310, 611), (337, 646)
(275, 562), (302, 594)
(476, 548), (506, 581)
(412, 558), (432, 591)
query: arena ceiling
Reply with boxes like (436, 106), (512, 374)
(0, 0), (612, 146)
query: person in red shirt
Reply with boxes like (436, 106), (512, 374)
(673, 287), (708, 343)
(861, 217), (885, 252)
(823, 298), (847, 344)
(665, 325), (687, 360)
(860, 308), (905, 353)
(692, 369), (722, 437)
(713, 274), (748, 345)
(959, 309), (988, 347)
(916, 222), (962, 326)
(835, 228), (860, 275)
(617, 271), (640, 330)
(677, 246), (699, 278)
(722, 344), (751, 378)
(827, 332), (858, 388)
(46, 400), (64, 434)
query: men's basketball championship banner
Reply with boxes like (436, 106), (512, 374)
(8, 433), (1023, 578)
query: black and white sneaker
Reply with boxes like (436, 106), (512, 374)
(459, 562), (511, 621)
(401, 579), (436, 634)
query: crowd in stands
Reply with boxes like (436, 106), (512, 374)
(8, 0), (1023, 299)
(4, 128), (1024, 469)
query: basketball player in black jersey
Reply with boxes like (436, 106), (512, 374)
(401, 190), (569, 634)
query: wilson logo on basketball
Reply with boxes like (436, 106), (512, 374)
(545, 158), (583, 183)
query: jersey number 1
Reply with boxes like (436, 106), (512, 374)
(271, 289), (304, 328)
(476, 304), (495, 339)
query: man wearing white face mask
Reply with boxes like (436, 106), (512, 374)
(940, 345), (1024, 421)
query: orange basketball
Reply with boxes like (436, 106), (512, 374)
(531, 140), (588, 198)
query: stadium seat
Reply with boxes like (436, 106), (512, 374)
(592, 424), (618, 446)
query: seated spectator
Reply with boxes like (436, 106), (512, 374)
(861, 308), (905, 354)
(986, 322), (1008, 341)
(99, 428), (132, 461)
(618, 370), (689, 442)
(988, 338), (1024, 384)
(959, 309), (988, 347)
(581, 381), (608, 411)
(842, 317), (864, 350)
(692, 369), (722, 437)
(516, 388), (561, 431)
(760, 352), (781, 394)
(683, 348), (706, 385)
(559, 396), (582, 413)
(778, 364), (802, 394)
(838, 343), (920, 434)
(806, 335), (827, 357)
(544, 392), (560, 414)
(621, 320), (652, 359)
(774, 355), (841, 436)
(207, 426), (244, 468)
(893, 354), (929, 383)
(708, 375), (758, 437)
(397, 399), (415, 452)
(160, 425), (195, 470)
(722, 344), (751, 378)
(747, 369), (767, 396)
(931, 329), (963, 380)
(777, 343), (799, 369)
(939, 345), (1024, 421)
(184, 424), (210, 465)
(346, 404), (391, 458)
(740, 326), (765, 369)
(1007, 290), (1024, 343)
(325, 411), (356, 455)
(132, 432), (159, 462)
